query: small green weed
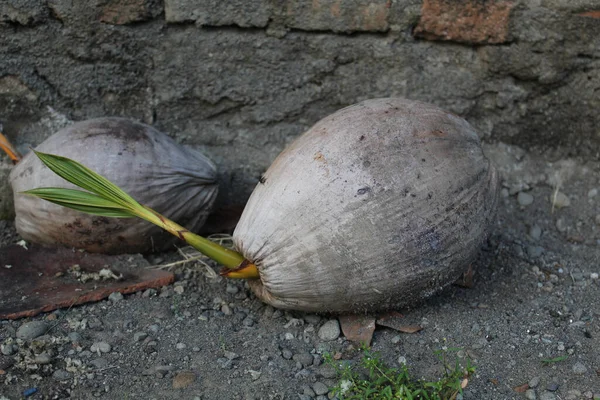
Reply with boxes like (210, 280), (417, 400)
(325, 346), (475, 400)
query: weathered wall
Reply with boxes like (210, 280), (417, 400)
(1, 0), (599, 223)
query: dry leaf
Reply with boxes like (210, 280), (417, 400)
(339, 315), (376, 346)
(461, 378), (469, 389)
(513, 383), (529, 393)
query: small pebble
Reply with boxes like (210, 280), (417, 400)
(529, 225), (542, 240)
(398, 356), (407, 365)
(226, 284), (239, 294)
(142, 289), (157, 298)
(90, 342), (112, 353)
(224, 351), (239, 360)
(242, 317), (254, 327)
(34, 353), (52, 365)
(108, 292), (124, 302)
(221, 304), (232, 315)
(595, 214), (600, 225)
(173, 286), (185, 295)
(313, 382), (329, 396)
(133, 332), (148, 342)
(52, 369), (71, 381)
(588, 188), (598, 198)
(525, 389), (536, 400)
(572, 361), (588, 374)
(590, 273), (599, 280)
(552, 191), (570, 208)
(0, 343), (17, 356)
(527, 246), (544, 258)
(539, 392), (556, 400)
(16, 321), (49, 340)
(176, 343), (186, 350)
(546, 382), (559, 391)
(556, 218), (567, 232)
(391, 335), (401, 344)
(518, 192), (534, 206)
(293, 353), (314, 367)
(318, 320), (341, 341)
(90, 358), (109, 369)
(22, 388), (37, 397)
(281, 349), (293, 360)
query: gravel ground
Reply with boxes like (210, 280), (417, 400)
(1, 142), (599, 400)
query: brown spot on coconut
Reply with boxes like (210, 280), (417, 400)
(233, 98), (498, 313)
(10, 118), (218, 254)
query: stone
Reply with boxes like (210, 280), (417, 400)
(108, 292), (124, 302)
(52, 369), (71, 381)
(313, 382), (329, 396)
(16, 321), (49, 340)
(318, 320), (341, 341)
(525, 389), (536, 400)
(518, 191), (534, 206)
(293, 353), (314, 368)
(90, 342), (112, 353)
(34, 353), (52, 364)
(572, 361), (588, 374)
(284, 0), (391, 33)
(165, 0), (271, 27)
(414, 0), (514, 44)
(551, 191), (570, 209)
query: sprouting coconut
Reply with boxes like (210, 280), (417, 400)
(6, 118), (218, 254)
(25, 98), (499, 313)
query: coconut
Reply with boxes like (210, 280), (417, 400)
(233, 98), (499, 313)
(10, 118), (218, 254)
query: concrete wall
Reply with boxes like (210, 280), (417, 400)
(1, 0), (599, 222)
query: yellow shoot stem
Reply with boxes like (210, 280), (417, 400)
(135, 206), (248, 270)
(0, 131), (21, 163)
(220, 262), (260, 279)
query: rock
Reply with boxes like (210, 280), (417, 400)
(313, 381), (329, 396)
(556, 218), (567, 232)
(281, 349), (293, 360)
(90, 342), (112, 353)
(590, 273), (599, 280)
(68, 332), (83, 344)
(551, 191), (570, 208)
(16, 321), (49, 340)
(529, 225), (542, 240)
(525, 389), (536, 400)
(0, 355), (15, 370)
(52, 369), (71, 381)
(133, 332), (148, 342)
(539, 392), (556, 400)
(172, 371), (195, 389)
(293, 353), (314, 368)
(572, 361), (588, 374)
(595, 214), (600, 225)
(318, 320), (341, 341)
(527, 246), (544, 258)
(224, 351), (239, 360)
(518, 192), (534, 206)
(108, 292), (124, 302)
(588, 188), (597, 198)
(176, 343), (186, 350)
(34, 353), (52, 365)
(0, 343), (17, 356)
(90, 357), (109, 369)
(546, 382), (559, 391)
(528, 376), (540, 388)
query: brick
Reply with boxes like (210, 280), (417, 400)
(578, 10), (600, 18)
(100, 0), (159, 25)
(165, 0), (271, 27)
(284, 0), (391, 33)
(414, 0), (514, 44)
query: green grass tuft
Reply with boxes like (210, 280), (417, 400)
(325, 346), (475, 400)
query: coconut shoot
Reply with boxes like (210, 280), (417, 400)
(24, 151), (259, 279)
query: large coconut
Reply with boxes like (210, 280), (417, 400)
(233, 98), (499, 313)
(10, 118), (217, 254)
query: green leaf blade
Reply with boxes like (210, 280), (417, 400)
(23, 188), (135, 218)
(33, 151), (140, 210)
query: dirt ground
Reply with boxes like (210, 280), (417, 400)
(1, 142), (599, 400)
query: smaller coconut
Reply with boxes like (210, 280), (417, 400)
(10, 118), (218, 254)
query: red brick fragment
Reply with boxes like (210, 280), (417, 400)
(414, 0), (514, 44)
